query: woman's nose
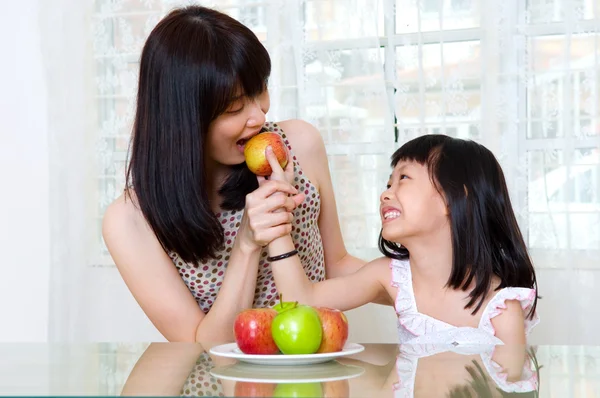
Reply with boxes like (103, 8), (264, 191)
(247, 98), (266, 128)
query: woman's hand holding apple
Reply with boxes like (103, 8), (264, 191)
(236, 135), (303, 252)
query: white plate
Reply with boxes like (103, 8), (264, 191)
(209, 342), (364, 366)
(210, 360), (365, 384)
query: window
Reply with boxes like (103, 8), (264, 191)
(422, 0), (440, 13)
(91, 0), (600, 266)
(451, 0), (471, 12)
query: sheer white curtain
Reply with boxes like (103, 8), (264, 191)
(41, 0), (599, 344)
(40, 0), (97, 343)
(0, 0), (96, 342)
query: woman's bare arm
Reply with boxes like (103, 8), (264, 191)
(102, 180), (302, 342)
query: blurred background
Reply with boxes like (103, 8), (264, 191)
(1, 0), (598, 358)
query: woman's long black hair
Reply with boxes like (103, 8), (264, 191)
(125, 5), (270, 264)
(379, 135), (538, 318)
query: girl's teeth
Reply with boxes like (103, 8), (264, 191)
(384, 211), (400, 219)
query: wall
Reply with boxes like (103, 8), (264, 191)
(0, 0), (50, 342)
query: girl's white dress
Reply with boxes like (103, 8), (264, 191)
(389, 258), (540, 396)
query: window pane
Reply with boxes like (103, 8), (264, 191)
(527, 34), (599, 140)
(528, 213), (569, 249)
(95, 57), (139, 98)
(395, 41), (481, 133)
(303, 48), (386, 136)
(93, 14), (156, 55)
(528, 148), (600, 250)
(395, 0), (479, 33)
(570, 213), (600, 250)
(96, 97), (135, 138)
(95, 0), (163, 13)
(336, 167), (389, 249)
(226, 5), (268, 41)
(529, 34), (597, 74)
(572, 148), (600, 205)
(527, 0), (597, 23)
(528, 149), (566, 211)
(305, 0), (383, 41)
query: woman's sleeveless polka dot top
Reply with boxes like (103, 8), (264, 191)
(168, 122), (326, 312)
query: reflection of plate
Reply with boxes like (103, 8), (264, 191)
(209, 343), (364, 366)
(210, 360), (365, 383)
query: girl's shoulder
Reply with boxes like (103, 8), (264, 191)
(479, 287), (539, 337)
(367, 256), (397, 268)
(364, 256), (398, 306)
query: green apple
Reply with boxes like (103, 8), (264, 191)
(273, 382), (323, 397)
(271, 303), (323, 355)
(272, 294), (297, 313)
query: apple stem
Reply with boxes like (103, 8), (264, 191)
(293, 301), (298, 309)
(279, 293), (283, 307)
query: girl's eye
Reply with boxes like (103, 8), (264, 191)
(399, 174), (409, 180)
(386, 184), (391, 189)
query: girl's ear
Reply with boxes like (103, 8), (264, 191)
(437, 192), (450, 217)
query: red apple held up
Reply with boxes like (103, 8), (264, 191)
(244, 132), (288, 176)
(233, 308), (279, 355)
(315, 307), (349, 353)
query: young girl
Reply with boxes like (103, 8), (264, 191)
(266, 134), (539, 345)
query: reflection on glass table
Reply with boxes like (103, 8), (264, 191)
(3, 343), (599, 397)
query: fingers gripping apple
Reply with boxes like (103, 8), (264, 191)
(243, 132), (288, 176)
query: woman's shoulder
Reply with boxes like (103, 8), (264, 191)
(274, 119), (326, 159)
(273, 119), (327, 192)
(102, 190), (150, 243)
(102, 190), (175, 274)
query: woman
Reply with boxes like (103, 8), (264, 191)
(102, 5), (366, 343)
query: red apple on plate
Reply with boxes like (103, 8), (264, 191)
(244, 132), (288, 176)
(315, 307), (349, 353)
(233, 308), (279, 355)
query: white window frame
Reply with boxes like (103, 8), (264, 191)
(91, 0), (599, 267)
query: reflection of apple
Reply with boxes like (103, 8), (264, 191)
(244, 132), (288, 176)
(233, 308), (279, 355)
(323, 379), (349, 397)
(234, 381), (276, 397)
(315, 307), (349, 353)
(273, 382), (323, 397)
(271, 303), (322, 355)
